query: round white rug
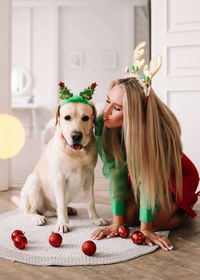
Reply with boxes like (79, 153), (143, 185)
(0, 203), (169, 266)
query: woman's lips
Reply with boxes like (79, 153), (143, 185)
(103, 116), (108, 121)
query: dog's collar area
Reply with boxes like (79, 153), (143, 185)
(61, 133), (82, 151)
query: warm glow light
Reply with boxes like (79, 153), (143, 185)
(0, 114), (25, 159)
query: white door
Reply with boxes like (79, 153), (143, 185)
(0, 0), (11, 190)
(151, 0), (200, 187)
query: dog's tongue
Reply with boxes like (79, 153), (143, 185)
(71, 143), (82, 150)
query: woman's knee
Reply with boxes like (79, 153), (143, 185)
(152, 203), (184, 231)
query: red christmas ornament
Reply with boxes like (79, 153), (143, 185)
(131, 231), (145, 245)
(14, 234), (28, 250)
(117, 226), (130, 238)
(11, 230), (24, 241)
(82, 240), (96, 256)
(49, 232), (62, 247)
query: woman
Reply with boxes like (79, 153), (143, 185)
(92, 77), (199, 251)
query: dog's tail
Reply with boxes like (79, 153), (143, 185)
(11, 195), (20, 207)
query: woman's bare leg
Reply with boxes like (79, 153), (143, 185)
(124, 186), (185, 230)
(152, 201), (185, 231)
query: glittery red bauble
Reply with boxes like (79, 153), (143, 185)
(14, 234), (28, 249)
(117, 227), (130, 238)
(82, 240), (96, 256)
(11, 230), (24, 241)
(131, 231), (145, 245)
(49, 232), (62, 247)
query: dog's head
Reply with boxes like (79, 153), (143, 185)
(55, 101), (97, 151)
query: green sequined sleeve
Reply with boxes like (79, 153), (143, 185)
(109, 165), (128, 215)
(95, 114), (128, 216)
(139, 186), (159, 223)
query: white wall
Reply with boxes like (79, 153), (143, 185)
(11, 0), (149, 188)
(0, 0), (11, 190)
(59, 6), (130, 103)
(12, 6), (58, 132)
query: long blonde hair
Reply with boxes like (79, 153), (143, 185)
(103, 77), (183, 210)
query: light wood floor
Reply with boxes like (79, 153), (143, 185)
(0, 188), (199, 280)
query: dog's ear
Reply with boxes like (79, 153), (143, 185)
(89, 102), (97, 126)
(55, 104), (61, 126)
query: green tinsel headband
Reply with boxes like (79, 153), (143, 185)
(58, 81), (97, 110)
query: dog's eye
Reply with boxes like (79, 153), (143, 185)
(64, 115), (71, 121)
(82, 116), (89, 122)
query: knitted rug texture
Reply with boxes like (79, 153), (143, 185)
(0, 203), (169, 266)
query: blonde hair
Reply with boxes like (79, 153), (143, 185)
(103, 77), (183, 210)
(101, 80), (125, 165)
(102, 126), (124, 164)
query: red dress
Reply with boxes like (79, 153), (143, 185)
(171, 153), (199, 218)
(127, 153), (199, 218)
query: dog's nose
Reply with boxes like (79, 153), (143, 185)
(71, 131), (83, 141)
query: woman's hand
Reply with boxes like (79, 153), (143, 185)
(92, 214), (124, 240)
(92, 224), (120, 240)
(141, 229), (173, 251)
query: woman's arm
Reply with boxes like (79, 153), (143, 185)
(94, 115), (128, 239)
(139, 190), (173, 251)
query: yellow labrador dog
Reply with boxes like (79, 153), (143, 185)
(14, 83), (108, 233)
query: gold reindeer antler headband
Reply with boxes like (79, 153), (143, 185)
(124, 41), (162, 98)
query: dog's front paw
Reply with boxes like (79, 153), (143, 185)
(55, 222), (70, 233)
(36, 215), (47, 226)
(31, 214), (46, 226)
(92, 218), (110, 226)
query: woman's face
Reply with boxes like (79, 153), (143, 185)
(103, 85), (124, 128)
